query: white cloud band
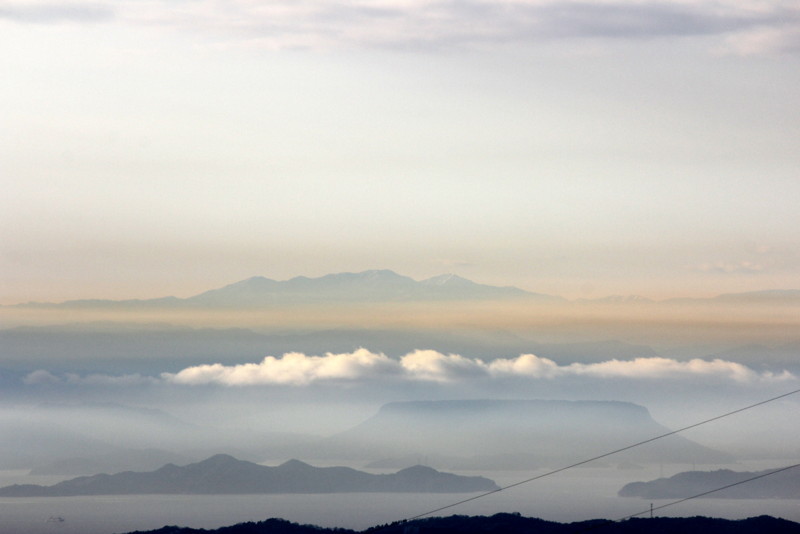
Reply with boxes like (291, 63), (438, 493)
(23, 350), (794, 387)
(165, 349), (400, 386)
(155, 349), (794, 386)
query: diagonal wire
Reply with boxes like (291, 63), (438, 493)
(619, 462), (800, 521)
(572, 462), (800, 533)
(401, 387), (800, 522)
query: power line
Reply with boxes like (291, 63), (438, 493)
(571, 462), (800, 532)
(617, 462), (800, 521)
(401, 387), (800, 522)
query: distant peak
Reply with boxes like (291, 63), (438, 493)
(397, 464), (438, 475)
(278, 459), (312, 469)
(361, 269), (401, 278)
(345, 270), (409, 282)
(224, 276), (277, 288)
(421, 273), (472, 286)
(198, 454), (240, 465)
(296, 270), (410, 283)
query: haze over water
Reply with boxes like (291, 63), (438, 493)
(2, 463), (800, 534)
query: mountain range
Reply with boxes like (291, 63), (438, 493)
(12, 270), (553, 308)
(0, 454), (498, 496)
(10, 270), (800, 308)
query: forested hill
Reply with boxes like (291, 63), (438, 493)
(123, 513), (800, 534)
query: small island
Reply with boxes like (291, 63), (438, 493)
(619, 467), (800, 499)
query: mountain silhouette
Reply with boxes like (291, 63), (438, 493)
(117, 513), (800, 534)
(9, 271), (799, 308)
(0, 454), (499, 496)
(11, 270), (556, 308)
(315, 400), (731, 469)
(619, 466), (800, 499)
(171, 270), (550, 306)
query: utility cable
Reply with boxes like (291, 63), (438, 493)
(572, 462), (800, 533)
(618, 462), (800, 521)
(401, 387), (800, 522)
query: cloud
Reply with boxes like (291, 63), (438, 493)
(22, 369), (62, 385)
(166, 348), (400, 386)
(22, 350), (794, 388)
(721, 24), (800, 55)
(164, 1), (800, 54)
(556, 357), (789, 382)
(487, 353), (561, 378)
(64, 372), (159, 386)
(3, 0), (798, 54)
(0, 1), (114, 23)
(525, 2), (755, 39)
(22, 369), (158, 386)
(158, 349), (794, 386)
(400, 350), (490, 381)
(23, 351), (794, 388)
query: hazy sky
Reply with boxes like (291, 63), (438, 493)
(3, 0), (800, 304)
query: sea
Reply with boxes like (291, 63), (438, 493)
(1, 463), (798, 534)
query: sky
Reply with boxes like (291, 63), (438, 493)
(1, 7), (800, 525)
(2, 0), (800, 304)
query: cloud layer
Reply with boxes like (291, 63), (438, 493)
(2, 0), (798, 54)
(23, 369), (160, 386)
(159, 349), (794, 386)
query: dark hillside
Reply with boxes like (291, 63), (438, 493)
(123, 514), (800, 534)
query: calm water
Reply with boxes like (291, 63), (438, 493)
(1, 465), (798, 534)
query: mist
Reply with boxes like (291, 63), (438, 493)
(2, 302), (797, 467)
(0, 301), (800, 534)
(1, 280), (798, 534)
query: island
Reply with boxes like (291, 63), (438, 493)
(0, 454), (499, 496)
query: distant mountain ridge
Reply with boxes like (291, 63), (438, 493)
(8, 270), (800, 308)
(0, 454), (498, 496)
(13, 270), (555, 308)
(188, 270), (544, 306)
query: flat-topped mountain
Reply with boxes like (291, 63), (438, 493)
(317, 400), (731, 469)
(0, 454), (498, 496)
(619, 466), (800, 499)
